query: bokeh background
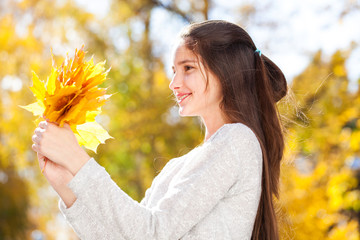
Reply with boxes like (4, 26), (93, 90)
(1, 0), (360, 239)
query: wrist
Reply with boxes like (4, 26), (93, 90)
(67, 148), (91, 176)
(49, 175), (72, 188)
(43, 161), (74, 188)
(52, 183), (77, 208)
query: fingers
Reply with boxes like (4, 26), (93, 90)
(32, 120), (75, 170)
(32, 128), (43, 143)
(32, 122), (52, 174)
(32, 134), (39, 145)
(39, 121), (48, 129)
(35, 121), (62, 144)
(32, 140), (44, 151)
(32, 124), (47, 154)
(32, 126), (45, 146)
(34, 127), (44, 135)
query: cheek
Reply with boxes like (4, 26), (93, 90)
(185, 74), (205, 93)
(197, 75), (209, 93)
(207, 81), (223, 104)
(209, 91), (222, 105)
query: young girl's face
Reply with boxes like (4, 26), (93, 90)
(170, 43), (223, 120)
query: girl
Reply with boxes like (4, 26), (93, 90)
(32, 20), (288, 239)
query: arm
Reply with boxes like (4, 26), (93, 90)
(36, 152), (77, 208)
(33, 121), (262, 239)
(140, 157), (181, 206)
(34, 146), (123, 239)
(63, 125), (262, 239)
(59, 198), (123, 240)
(46, 162), (124, 239)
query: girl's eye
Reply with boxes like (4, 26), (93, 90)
(184, 65), (193, 71)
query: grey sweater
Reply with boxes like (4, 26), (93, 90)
(59, 123), (263, 240)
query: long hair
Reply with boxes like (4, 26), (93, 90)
(180, 20), (288, 240)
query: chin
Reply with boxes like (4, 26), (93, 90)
(178, 110), (188, 117)
(178, 107), (196, 117)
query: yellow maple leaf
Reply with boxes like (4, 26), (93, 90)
(21, 45), (112, 152)
(75, 121), (113, 153)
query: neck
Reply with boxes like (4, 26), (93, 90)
(201, 111), (230, 142)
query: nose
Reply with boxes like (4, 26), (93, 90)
(169, 73), (181, 91)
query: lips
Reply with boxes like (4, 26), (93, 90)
(176, 93), (192, 103)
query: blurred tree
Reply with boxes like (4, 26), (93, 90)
(0, 155), (30, 239)
(0, 10), (44, 239)
(1, 0), (210, 238)
(0, 27), (30, 235)
(278, 50), (360, 239)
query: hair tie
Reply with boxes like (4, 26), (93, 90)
(255, 49), (262, 57)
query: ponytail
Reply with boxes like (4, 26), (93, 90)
(251, 52), (286, 240)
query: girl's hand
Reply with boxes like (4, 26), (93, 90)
(32, 121), (91, 175)
(37, 152), (73, 187)
(37, 152), (77, 208)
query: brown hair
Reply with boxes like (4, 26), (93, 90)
(180, 20), (288, 239)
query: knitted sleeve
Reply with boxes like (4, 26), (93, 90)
(59, 123), (262, 240)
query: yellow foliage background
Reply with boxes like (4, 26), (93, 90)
(0, 0), (359, 239)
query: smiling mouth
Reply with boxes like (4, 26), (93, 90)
(178, 93), (192, 103)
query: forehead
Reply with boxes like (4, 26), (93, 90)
(172, 43), (197, 65)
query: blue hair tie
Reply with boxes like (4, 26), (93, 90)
(255, 49), (262, 57)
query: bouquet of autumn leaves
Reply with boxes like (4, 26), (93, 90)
(22, 46), (112, 155)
